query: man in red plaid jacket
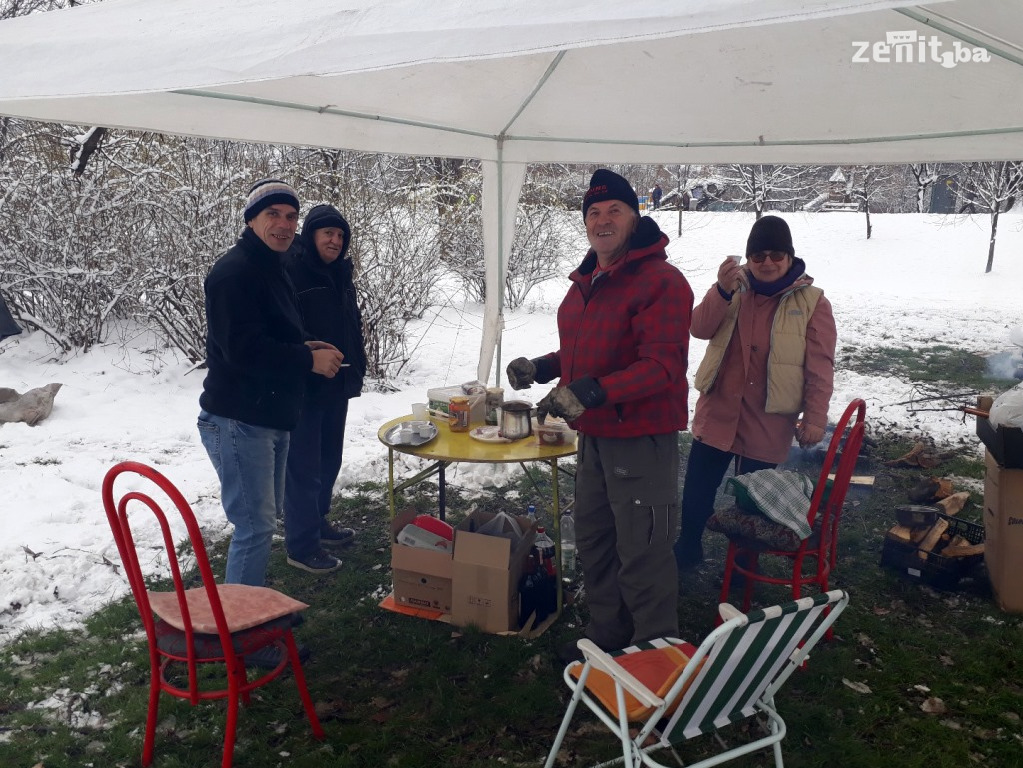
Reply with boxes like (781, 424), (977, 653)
(507, 169), (693, 663)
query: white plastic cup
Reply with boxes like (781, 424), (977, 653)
(411, 402), (428, 420)
(728, 254), (742, 266)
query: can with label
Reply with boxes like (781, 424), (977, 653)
(485, 387), (504, 426)
(449, 396), (470, 432)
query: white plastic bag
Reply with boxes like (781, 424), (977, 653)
(476, 510), (523, 544)
(989, 383), (1023, 429)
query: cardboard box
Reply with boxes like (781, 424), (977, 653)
(427, 385), (486, 424)
(983, 450), (1023, 612)
(390, 509), (453, 613)
(976, 395), (1023, 469)
(451, 511), (536, 633)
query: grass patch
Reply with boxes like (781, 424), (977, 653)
(3, 345), (1022, 766)
(840, 344), (1018, 394)
(2, 439), (1021, 767)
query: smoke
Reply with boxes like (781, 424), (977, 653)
(987, 350), (1023, 380)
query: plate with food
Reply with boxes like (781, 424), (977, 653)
(469, 425), (511, 443)
(384, 420), (438, 447)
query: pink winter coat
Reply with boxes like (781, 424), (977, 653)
(689, 277), (836, 464)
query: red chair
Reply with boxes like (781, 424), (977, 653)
(101, 461), (324, 768)
(711, 399), (867, 613)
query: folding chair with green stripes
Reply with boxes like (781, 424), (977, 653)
(543, 589), (849, 768)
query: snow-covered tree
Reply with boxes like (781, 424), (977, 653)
(955, 161), (1023, 273)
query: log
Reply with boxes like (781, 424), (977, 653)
(936, 492), (970, 516)
(887, 524), (914, 542)
(940, 541), (985, 558)
(917, 518), (950, 559)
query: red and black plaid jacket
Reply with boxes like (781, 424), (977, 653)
(537, 218), (693, 438)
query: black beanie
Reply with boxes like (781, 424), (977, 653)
(301, 204), (352, 260)
(746, 215), (795, 258)
(244, 178), (300, 223)
(582, 169), (640, 219)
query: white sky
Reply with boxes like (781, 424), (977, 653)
(2, 209), (1021, 646)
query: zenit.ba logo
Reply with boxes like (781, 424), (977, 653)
(852, 31), (991, 68)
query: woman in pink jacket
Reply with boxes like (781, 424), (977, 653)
(673, 216), (836, 570)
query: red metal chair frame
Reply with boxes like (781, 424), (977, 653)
(101, 461), (324, 768)
(719, 399), (867, 612)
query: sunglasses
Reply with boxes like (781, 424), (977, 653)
(749, 251), (788, 264)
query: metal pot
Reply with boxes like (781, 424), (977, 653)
(499, 400), (533, 440)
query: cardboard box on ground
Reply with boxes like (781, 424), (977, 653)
(391, 509), (454, 612)
(976, 395), (1023, 469)
(983, 450), (1023, 613)
(452, 511), (537, 634)
(390, 508), (538, 633)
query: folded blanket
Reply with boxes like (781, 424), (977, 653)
(725, 469), (814, 539)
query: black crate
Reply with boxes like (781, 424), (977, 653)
(880, 512), (985, 590)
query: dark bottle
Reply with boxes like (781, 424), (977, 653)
(535, 525), (556, 577)
(518, 553), (557, 627)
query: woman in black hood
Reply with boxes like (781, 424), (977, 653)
(282, 204), (367, 574)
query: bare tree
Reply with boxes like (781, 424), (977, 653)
(850, 165), (899, 239)
(908, 163), (941, 213)
(954, 161), (1023, 273)
(722, 164), (816, 217)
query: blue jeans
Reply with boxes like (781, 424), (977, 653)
(197, 410), (289, 586)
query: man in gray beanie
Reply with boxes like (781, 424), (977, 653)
(198, 179), (345, 663)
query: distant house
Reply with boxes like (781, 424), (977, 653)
(819, 168), (859, 212)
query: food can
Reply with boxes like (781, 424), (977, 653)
(449, 396), (470, 432)
(485, 387), (504, 426)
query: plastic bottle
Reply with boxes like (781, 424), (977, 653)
(526, 503), (537, 527)
(560, 511), (577, 577)
(535, 525), (556, 577)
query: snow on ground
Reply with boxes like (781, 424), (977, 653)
(2, 211), (1021, 645)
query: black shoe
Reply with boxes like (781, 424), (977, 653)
(244, 642), (310, 669)
(287, 549), (341, 574)
(320, 520), (356, 547)
(558, 639), (586, 665)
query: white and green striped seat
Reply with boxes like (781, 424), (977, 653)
(543, 589), (849, 768)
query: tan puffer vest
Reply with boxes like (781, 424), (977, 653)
(694, 285), (822, 415)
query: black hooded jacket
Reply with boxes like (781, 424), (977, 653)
(286, 205), (367, 402)
(200, 226), (313, 430)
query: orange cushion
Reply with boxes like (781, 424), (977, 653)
(569, 641), (700, 721)
(148, 584), (308, 634)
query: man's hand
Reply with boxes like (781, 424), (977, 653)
(305, 340), (340, 352)
(311, 348), (345, 378)
(796, 421), (826, 448)
(506, 357), (536, 390)
(536, 386), (586, 423)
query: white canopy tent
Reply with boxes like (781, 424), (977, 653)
(1, 0), (1021, 382)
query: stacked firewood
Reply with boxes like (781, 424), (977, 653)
(886, 492), (984, 559)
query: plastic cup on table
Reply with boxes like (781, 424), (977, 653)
(412, 402), (428, 420)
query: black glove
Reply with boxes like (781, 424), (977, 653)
(537, 386), (586, 424)
(536, 376), (607, 423)
(506, 357), (536, 390)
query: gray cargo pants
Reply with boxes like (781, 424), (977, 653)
(574, 431), (680, 648)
